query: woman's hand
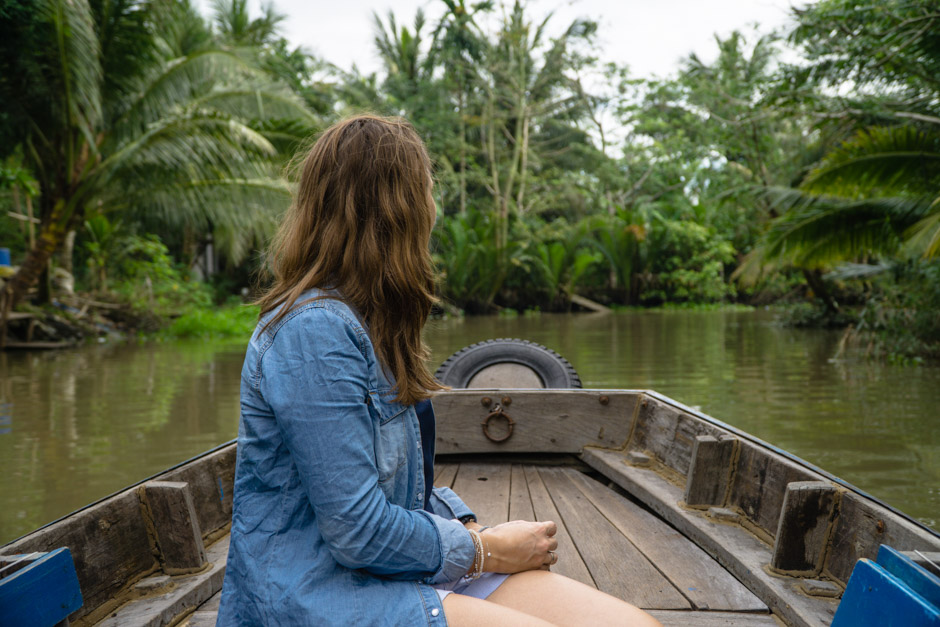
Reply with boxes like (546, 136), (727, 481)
(478, 520), (558, 574)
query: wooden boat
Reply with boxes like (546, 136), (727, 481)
(2, 386), (939, 626)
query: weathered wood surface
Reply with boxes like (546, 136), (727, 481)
(432, 390), (639, 454)
(433, 462), (458, 489)
(537, 467), (690, 609)
(628, 396), (724, 476)
(508, 465), (535, 521)
(162, 444), (236, 541)
(522, 466), (595, 587)
(97, 535), (228, 627)
(825, 491), (940, 584)
(771, 482), (838, 576)
(727, 441), (821, 539)
(583, 447), (839, 627)
(684, 435), (737, 508)
(564, 468), (765, 612)
(140, 482), (207, 574)
(451, 463), (512, 525)
(648, 610), (782, 626)
(0, 491), (156, 623)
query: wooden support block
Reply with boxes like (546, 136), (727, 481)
(684, 435), (736, 508)
(707, 507), (740, 523)
(800, 579), (842, 598)
(627, 451), (651, 466)
(771, 481), (838, 575)
(141, 481), (207, 575)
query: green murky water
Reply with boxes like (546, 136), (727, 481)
(1, 310), (937, 543)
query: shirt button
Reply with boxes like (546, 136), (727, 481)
(431, 608), (440, 617)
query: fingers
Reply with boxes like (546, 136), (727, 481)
(548, 538), (558, 552)
(542, 520), (558, 537)
(543, 550), (558, 567)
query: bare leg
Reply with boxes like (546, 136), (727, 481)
(486, 570), (662, 627)
(442, 592), (555, 627)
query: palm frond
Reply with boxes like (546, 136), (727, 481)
(904, 199), (940, 258)
(823, 262), (894, 281)
(113, 49), (266, 136)
(761, 187), (933, 267)
(191, 87), (317, 126)
(803, 125), (940, 196)
(42, 0), (103, 155)
(115, 178), (290, 262)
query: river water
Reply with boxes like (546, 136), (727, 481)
(1, 309), (937, 543)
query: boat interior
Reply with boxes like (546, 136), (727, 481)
(3, 389), (939, 627)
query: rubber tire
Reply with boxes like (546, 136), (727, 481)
(435, 338), (582, 389)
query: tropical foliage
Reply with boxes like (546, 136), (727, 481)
(0, 0), (314, 314)
(0, 0), (937, 357)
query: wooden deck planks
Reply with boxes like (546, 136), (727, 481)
(509, 465), (536, 521)
(433, 462), (458, 488)
(523, 466), (596, 588)
(563, 468), (767, 612)
(537, 466), (691, 609)
(648, 610), (781, 626)
(451, 462), (512, 525)
(184, 462), (778, 624)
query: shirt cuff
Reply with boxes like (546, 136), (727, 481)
(419, 511), (475, 584)
(428, 486), (476, 521)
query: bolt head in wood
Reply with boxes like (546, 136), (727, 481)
(501, 396), (512, 406)
(480, 397), (491, 407)
(599, 395), (609, 405)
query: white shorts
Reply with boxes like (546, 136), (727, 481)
(433, 572), (510, 603)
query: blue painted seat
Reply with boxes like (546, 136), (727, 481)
(832, 544), (939, 627)
(0, 548), (83, 627)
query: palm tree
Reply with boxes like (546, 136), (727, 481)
(431, 0), (492, 215)
(0, 0), (315, 316)
(477, 2), (597, 248)
(737, 0), (940, 303)
(212, 0), (285, 47)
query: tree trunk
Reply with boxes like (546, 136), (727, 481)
(515, 115), (529, 211)
(802, 268), (839, 314)
(1, 201), (69, 309)
(458, 87), (467, 217)
(58, 229), (76, 275)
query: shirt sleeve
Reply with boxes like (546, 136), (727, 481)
(259, 307), (474, 584)
(428, 487), (476, 522)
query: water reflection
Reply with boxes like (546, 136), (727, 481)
(0, 342), (245, 543)
(0, 310), (936, 544)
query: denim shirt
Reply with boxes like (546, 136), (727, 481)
(217, 293), (476, 626)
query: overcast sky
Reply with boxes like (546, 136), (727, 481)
(199, 0), (807, 79)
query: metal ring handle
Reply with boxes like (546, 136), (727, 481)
(482, 406), (515, 443)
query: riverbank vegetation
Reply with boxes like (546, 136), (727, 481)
(0, 0), (937, 359)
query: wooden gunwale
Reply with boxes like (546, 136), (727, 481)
(640, 389), (934, 532)
(2, 438), (237, 548)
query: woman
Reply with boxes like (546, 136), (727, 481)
(217, 115), (661, 626)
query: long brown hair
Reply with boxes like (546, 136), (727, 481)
(257, 114), (444, 404)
